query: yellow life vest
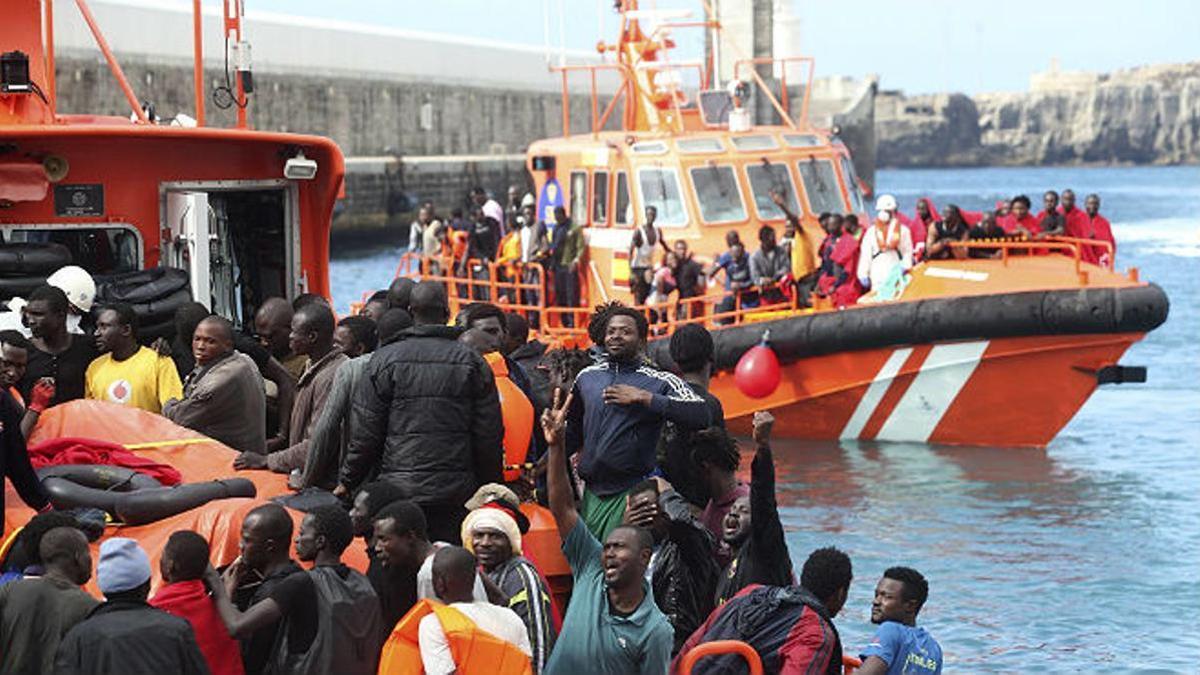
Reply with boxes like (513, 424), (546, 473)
(377, 599), (533, 675)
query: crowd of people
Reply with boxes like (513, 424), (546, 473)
(404, 185), (1118, 325)
(0, 257), (948, 673)
(0, 182), (1122, 673)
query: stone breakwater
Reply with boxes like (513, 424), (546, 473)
(876, 62), (1200, 168)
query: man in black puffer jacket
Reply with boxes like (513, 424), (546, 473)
(337, 282), (503, 542)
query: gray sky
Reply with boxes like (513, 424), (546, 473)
(249, 0), (1197, 94)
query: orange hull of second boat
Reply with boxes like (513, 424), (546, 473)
(714, 333), (1138, 448)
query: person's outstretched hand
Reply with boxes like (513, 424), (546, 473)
(234, 452), (268, 470)
(752, 410), (775, 446)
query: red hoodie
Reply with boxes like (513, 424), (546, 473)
(998, 213), (1041, 237)
(151, 579), (245, 675)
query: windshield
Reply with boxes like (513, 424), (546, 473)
(689, 165), (745, 223)
(745, 162), (798, 220)
(839, 156), (867, 214)
(797, 158), (846, 214)
(637, 168), (688, 226)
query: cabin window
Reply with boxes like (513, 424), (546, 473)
(614, 172), (632, 226)
(677, 138), (724, 154)
(593, 171), (609, 225)
(796, 158), (846, 214)
(631, 141), (669, 155)
(745, 162), (798, 220)
(783, 133), (822, 148)
(689, 165), (746, 223)
(569, 171), (588, 224)
(730, 135), (779, 151)
(637, 167), (687, 227)
(3, 225), (141, 276)
(839, 155), (867, 214)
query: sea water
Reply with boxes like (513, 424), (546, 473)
(329, 165), (1200, 672)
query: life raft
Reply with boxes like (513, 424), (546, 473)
(0, 242), (73, 277)
(0, 242), (74, 300)
(93, 267), (193, 340)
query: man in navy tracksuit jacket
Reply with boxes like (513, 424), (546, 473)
(564, 304), (710, 540)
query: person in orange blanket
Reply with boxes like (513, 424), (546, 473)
(1080, 193), (1116, 266)
(998, 195), (1041, 239)
(150, 531), (245, 675)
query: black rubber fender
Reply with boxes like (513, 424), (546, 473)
(129, 287), (192, 323)
(137, 316), (177, 344)
(95, 267), (190, 304)
(649, 284), (1170, 371)
(41, 476), (257, 525)
(36, 464), (162, 491)
(0, 243), (73, 277)
(0, 275), (48, 300)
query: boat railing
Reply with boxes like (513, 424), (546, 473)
(389, 253), (798, 343)
(733, 55), (817, 130)
(948, 235), (1120, 283)
(549, 63), (634, 137)
(678, 640), (763, 675)
(366, 238), (1129, 339)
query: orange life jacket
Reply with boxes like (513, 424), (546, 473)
(377, 599), (533, 675)
(484, 352), (534, 481)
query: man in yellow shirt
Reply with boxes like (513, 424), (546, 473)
(85, 303), (182, 414)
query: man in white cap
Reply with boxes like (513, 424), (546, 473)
(54, 537), (209, 674)
(857, 194), (914, 302)
(461, 487), (556, 673)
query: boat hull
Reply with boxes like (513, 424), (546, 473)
(710, 332), (1140, 448)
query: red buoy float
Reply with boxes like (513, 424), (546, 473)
(734, 330), (781, 399)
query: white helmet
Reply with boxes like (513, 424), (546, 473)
(875, 194), (898, 212)
(46, 265), (96, 313)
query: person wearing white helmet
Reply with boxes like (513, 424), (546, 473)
(856, 195), (914, 302)
(0, 265), (95, 338)
(46, 266), (96, 336)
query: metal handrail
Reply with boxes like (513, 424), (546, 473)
(679, 640), (762, 675)
(391, 253), (800, 340)
(549, 63), (634, 137)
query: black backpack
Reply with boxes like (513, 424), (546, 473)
(270, 566), (383, 675)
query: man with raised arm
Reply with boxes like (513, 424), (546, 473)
(714, 410), (793, 604)
(542, 387), (673, 675)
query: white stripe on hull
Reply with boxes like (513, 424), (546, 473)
(875, 340), (990, 442)
(839, 347), (913, 439)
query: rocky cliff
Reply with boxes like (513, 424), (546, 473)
(877, 62), (1200, 167)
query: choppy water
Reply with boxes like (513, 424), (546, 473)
(331, 165), (1200, 672)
